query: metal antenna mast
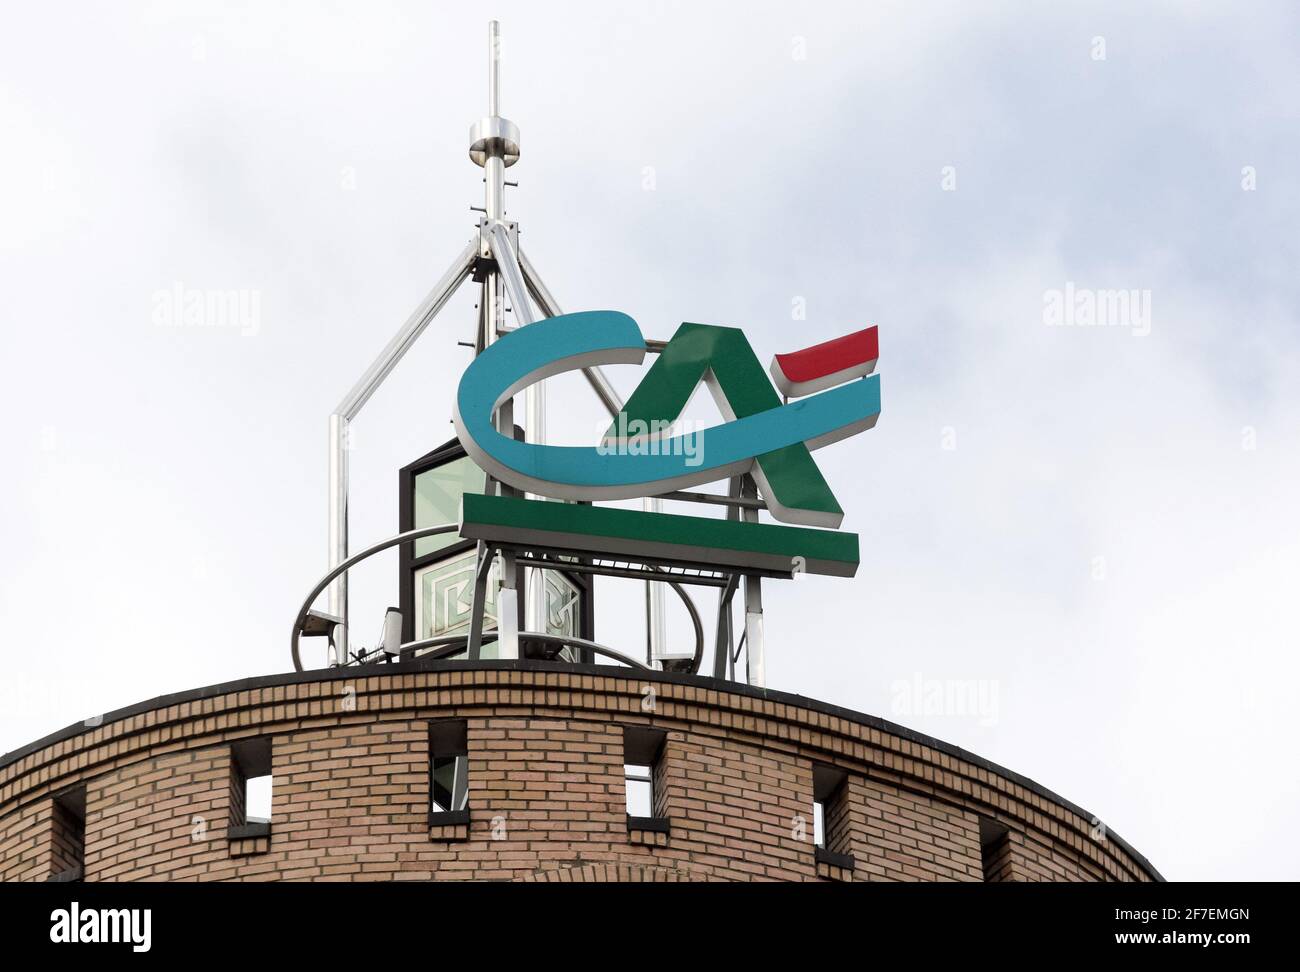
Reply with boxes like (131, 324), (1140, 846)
(322, 21), (673, 669)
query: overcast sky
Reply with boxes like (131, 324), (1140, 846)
(2, 0), (1298, 880)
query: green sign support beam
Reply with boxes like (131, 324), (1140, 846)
(460, 493), (860, 578)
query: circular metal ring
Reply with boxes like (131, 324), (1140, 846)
(290, 524), (460, 672)
(291, 524), (698, 675)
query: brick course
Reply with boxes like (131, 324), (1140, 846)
(0, 665), (1159, 882)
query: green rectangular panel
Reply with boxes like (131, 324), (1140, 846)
(460, 494), (858, 577)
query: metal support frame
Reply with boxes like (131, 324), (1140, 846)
(704, 475), (765, 687)
(713, 573), (739, 679)
(317, 20), (742, 683)
(655, 489), (767, 511)
(294, 523), (459, 672)
(291, 526), (653, 673)
(324, 21), (536, 665)
(510, 551), (731, 585)
(740, 475), (766, 688)
(465, 542), (496, 659)
(328, 238), (478, 661)
(486, 216), (546, 644)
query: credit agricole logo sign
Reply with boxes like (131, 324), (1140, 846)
(454, 311), (880, 579)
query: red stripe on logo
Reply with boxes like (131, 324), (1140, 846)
(773, 326), (878, 384)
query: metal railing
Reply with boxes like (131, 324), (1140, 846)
(291, 522), (702, 674)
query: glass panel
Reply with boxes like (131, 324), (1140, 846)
(813, 800), (825, 848)
(431, 755), (468, 813)
(625, 768), (652, 817)
(413, 456), (485, 558)
(245, 775), (272, 823)
(415, 549), (499, 641)
(545, 572), (582, 660)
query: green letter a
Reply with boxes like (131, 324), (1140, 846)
(605, 323), (844, 527)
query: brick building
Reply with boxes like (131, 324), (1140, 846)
(0, 660), (1161, 882)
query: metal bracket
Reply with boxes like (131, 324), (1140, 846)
(473, 216), (518, 281)
(466, 541), (495, 660)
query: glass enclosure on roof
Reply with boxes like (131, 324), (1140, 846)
(412, 456), (485, 559)
(399, 440), (591, 663)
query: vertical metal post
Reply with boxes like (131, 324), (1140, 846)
(481, 274), (519, 659)
(743, 575), (765, 686)
(478, 20), (520, 658)
(489, 223), (547, 639)
(488, 21), (500, 118)
(466, 542), (492, 659)
(713, 574), (738, 680)
(327, 413), (348, 663)
(644, 497), (666, 668)
(522, 395), (546, 636)
(485, 21), (504, 220)
(468, 289), (493, 660)
(741, 475), (766, 687)
(713, 475), (743, 679)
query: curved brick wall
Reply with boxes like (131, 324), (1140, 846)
(0, 661), (1161, 882)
